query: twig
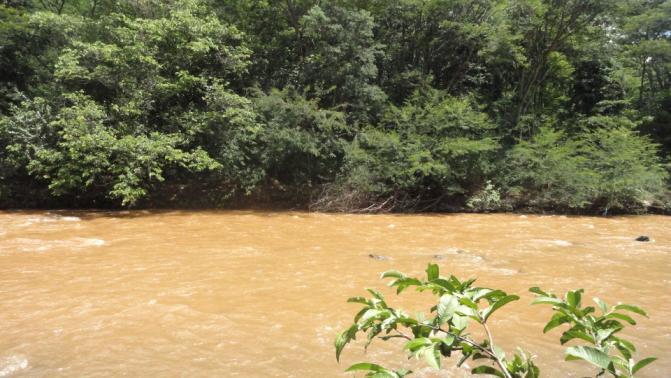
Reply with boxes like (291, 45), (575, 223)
(482, 322), (512, 378)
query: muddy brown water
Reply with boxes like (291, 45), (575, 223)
(0, 211), (669, 377)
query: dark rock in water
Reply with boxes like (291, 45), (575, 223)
(635, 235), (650, 242)
(368, 254), (391, 260)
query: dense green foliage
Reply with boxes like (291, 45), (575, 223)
(335, 264), (655, 377)
(0, 0), (669, 212)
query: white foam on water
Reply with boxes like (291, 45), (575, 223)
(530, 239), (572, 247)
(17, 214), (80, 226)
(73, 238), (106, 247)
(489, 267), (519, 276)
(0, 355), (29, 377)
(7, 237), (106, 253)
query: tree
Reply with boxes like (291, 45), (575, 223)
(2, 93), (218, 206)
(505, 0), (611, 129)
(252, 88), (350, 195)
(335, 89), (499, 211)
(503, 126), (597, 210)
(581, 117), (669, 213)
(299, 3), (387, 124)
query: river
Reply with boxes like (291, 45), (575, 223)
(0, 211), (669, 377)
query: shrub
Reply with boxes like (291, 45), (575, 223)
(503, 118), (668, 213)
(337, 89), (499, 211)
(581, 121), (668, 214)
(252, 88), (350, 192)
(503, 126), (597, 210)
(3, 93), (218, 206)
(467, 180), (503, 212)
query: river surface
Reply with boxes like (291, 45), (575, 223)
(0, 211), (669, 377)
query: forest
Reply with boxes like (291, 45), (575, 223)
(0, 0), (669, 213)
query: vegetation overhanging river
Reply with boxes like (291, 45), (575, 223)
(0, 211), (669, 377)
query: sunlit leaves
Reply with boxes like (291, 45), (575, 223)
(632, 357), (657, 374)
(472, 365), (505, 377)
(336, 266), (655, 378)
(482, 295), (520, 322)
(565, 346), (613, 370)
(426, 263), (439, 281)
(612, 304), (647, 317)
(335, 324), (358, 362)
(543, 313), (570, 333)
(345, 362), (411, 378)
(531, 288), (655, 377)
(336, 264), (532, 378)
(437, 295), (459, 323)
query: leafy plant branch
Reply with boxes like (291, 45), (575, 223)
(531, 287), (656, 377)
(335, 263), (656, 377)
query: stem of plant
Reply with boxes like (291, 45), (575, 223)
(434, 326), (498, 361)
(482, 322), (512, 378)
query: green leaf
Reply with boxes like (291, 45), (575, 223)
(460, 278), (477, 290)
(610, 355), (629, 372)
(543, 313), (570, 333)
(431, 278), (457, 292)
(532, 296), (563, 305)
(459, 297), (479, 310)
(390, 277), (423, 294)
(596, 328), (620, 343)
(440, 335), (455, 347)
(422, 344), (441, 369)
(359, 309), (381, 324)
(426, 263), (439, 281)
(613, 304), (647, 317)
(472, 288), (501, 302)
(566, 289), (583, 308)
(613, 340), (632, 360)
(335, 324), (358, 362)
(345, 362), (391, 374)
(404, 337), (431, 352)
(348, 296), (370, 305)
(482, 295), (519, 322)
(365, 324), (384, 348)
(381, 270), (404, 279)
(366, 288), (385, 301)
(529, 287), (550, 296)
(565, 346), (613, 370)
(560, 328), (595, 345)
(394, 368), (412, 377)
(452, 314), (469, 330)
(471, 365), (505, 377)
(593, 297), (608, 314)
(632, 357), (657, 374)
(456, 304), (479, 318)
(354, 307), (370, 323)
(437, 295), (459, 322)
(607, 312), (636, 325)
(612, 337), (636, 353)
